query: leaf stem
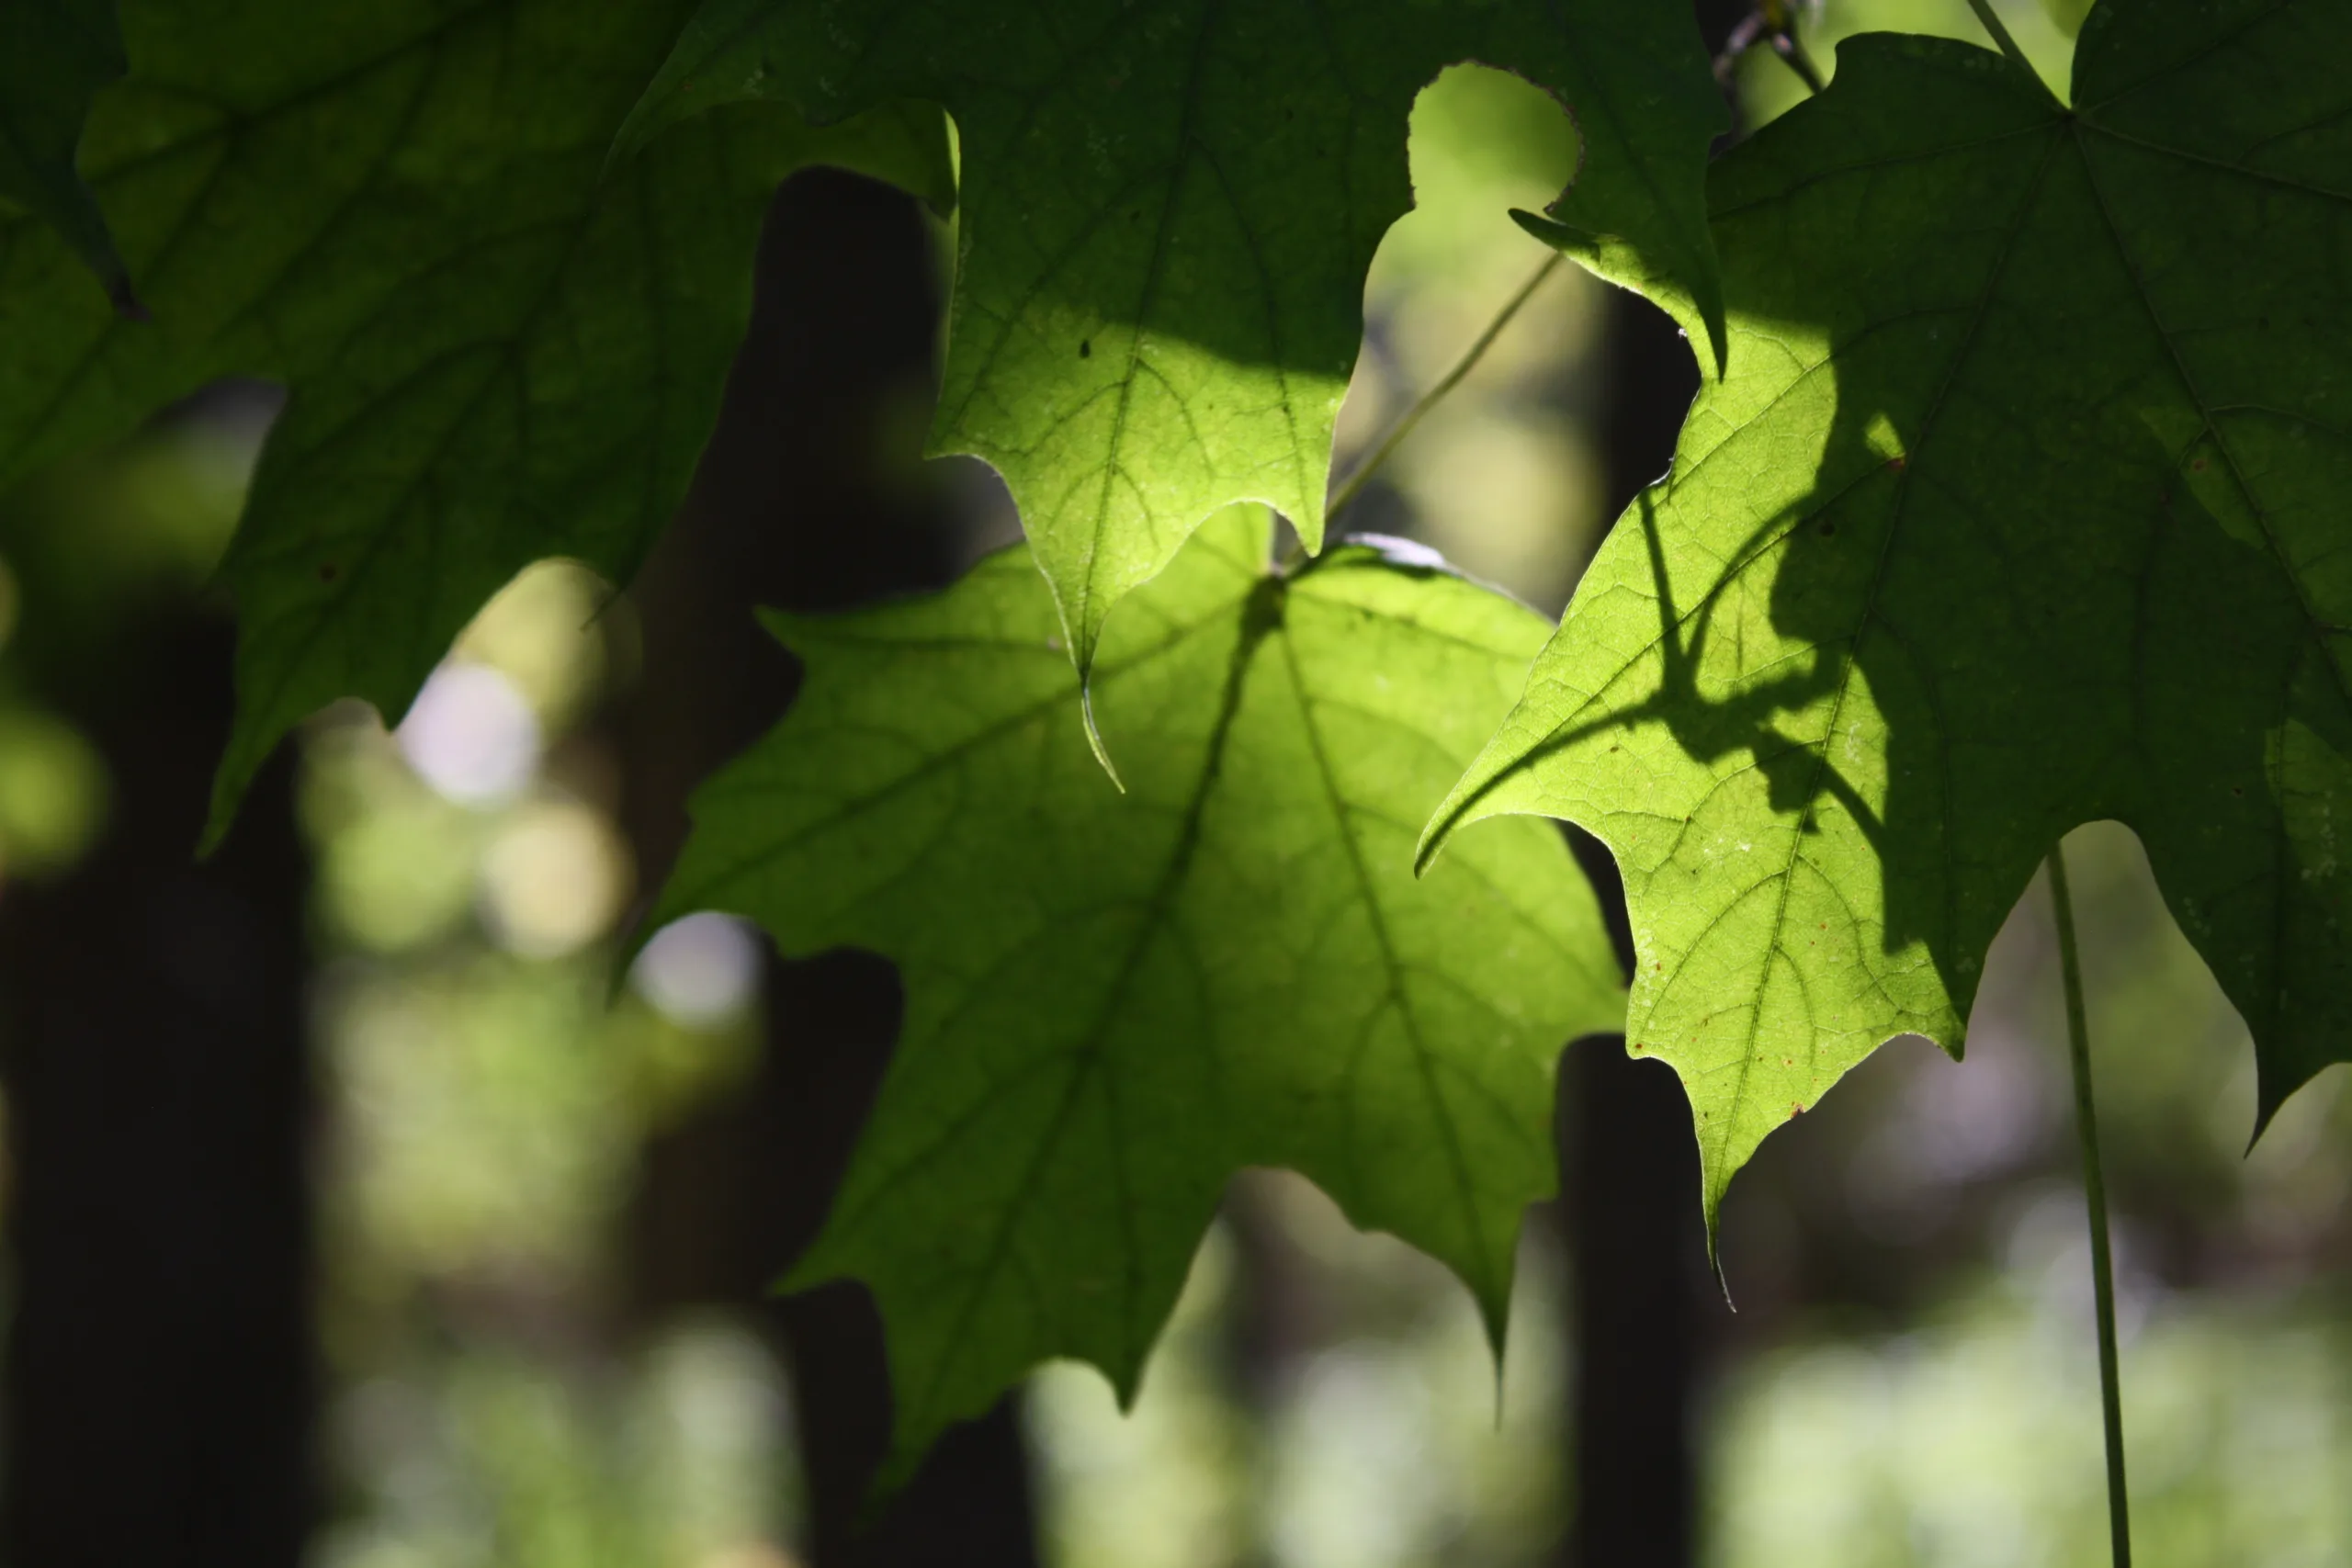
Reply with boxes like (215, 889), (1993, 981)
(1713, 7), (1824, 101)
(1962, 0), (2062, 106)
(2046, 841), (2132, 1568)
(1326, 251), (1564, 529)
(1770, 28), (1826, 96)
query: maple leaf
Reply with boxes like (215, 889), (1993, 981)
(616, 0), (1727, 690)
(0, 0), (950, 838)
(1423, 0), (2352, 1229)
(654, 506), (1623, 1479)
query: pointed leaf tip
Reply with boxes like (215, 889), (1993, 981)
(1078, 682), (1126, 793)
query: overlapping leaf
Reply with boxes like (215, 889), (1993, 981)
(656, 506), (1622, 1477)
(0, 0), (950, 837)
(617, 0), (1726, 685)
(0, 0), (132, 308)
(1423, 0), (2352, 1227)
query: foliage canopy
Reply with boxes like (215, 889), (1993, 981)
(4, 0), (2348, 1495)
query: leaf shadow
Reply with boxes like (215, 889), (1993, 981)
(1599, 298), (2352, 1139)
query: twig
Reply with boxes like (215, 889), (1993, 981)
(1770, 28), (1826, 96)
(1326, 251), (1565, 529)
(1715, 6), (1826, 100)
(1962, 0), (2064, 106)
(2047, 841), (2133, 1568)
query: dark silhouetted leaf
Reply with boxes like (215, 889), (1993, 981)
(0, 0), (132, 309)
(0, 0), (950, 838)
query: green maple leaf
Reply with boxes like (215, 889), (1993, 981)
(0, 0), (134, 311)
(655, 505), (1622, 1478)
(0, 0), (951, 839)
(616, 0), (1726, 691)
(1422, 0), (2352, 1230)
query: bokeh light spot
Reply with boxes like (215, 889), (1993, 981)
(397, 661), (539, 807)
(632, 913), (763, 1028)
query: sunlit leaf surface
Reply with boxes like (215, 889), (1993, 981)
(1426, 0), (2352, 1226)
(658, 507), (1623, 1478)
(621, 0), (1726, 681)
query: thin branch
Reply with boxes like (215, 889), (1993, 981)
(1770, 28), (1827, 96)
(1326, 251), (1564, 529)
(1715, 7), (1826, 101)
(1962, 0), (2064, 107)
(2048, 841), (2133, 1568)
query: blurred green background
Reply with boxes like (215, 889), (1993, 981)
(0, 2), (2343, 1563)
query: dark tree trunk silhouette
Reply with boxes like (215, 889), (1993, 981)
(0, 612), (313, 1568)
(618, 164), (1038, 1568)
(1555, 14), (1756, 1554)
(1556, 214), (1739, 1567)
